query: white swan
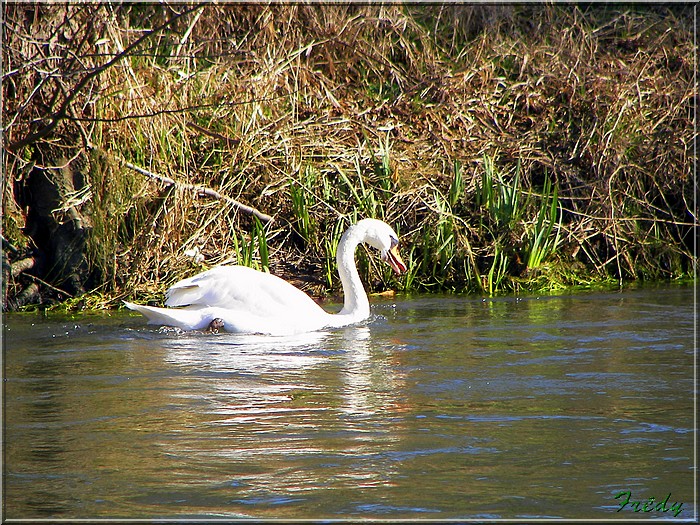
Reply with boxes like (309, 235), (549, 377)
(124, 218), (406, 335)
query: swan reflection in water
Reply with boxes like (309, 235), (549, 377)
(161, 324), (404, 419)
(157, 323), (409, 495)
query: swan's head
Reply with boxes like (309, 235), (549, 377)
(355, 218), (407, 275)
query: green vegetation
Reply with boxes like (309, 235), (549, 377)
(1, 3), (695, 310)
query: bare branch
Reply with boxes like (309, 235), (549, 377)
(121, 159), (273, 224)
(11, 257), (36, 278)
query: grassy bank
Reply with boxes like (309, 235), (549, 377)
(2, 3), (696, 310)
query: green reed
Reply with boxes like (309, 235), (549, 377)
(525, 174), (561, 270)
(290, 165), (318, 245)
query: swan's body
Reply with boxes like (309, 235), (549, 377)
(124, 218), (406, 335)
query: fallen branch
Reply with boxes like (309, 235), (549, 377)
(121, 159), (273, 224)
(11, 257), (36, 278)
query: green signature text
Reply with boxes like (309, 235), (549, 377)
(615, 490), (683, 518)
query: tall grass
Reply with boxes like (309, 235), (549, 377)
(1, 3), (694, 308)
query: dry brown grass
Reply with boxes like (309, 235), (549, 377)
(2, 3), (695, 309)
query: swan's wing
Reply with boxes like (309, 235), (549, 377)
(164, 265), (326, 318)
(123, 301), (211, 330)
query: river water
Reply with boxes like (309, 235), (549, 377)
(3, 285), (696, 520)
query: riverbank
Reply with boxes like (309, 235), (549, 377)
(2, 3), (695, 310)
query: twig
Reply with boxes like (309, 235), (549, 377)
(121, 159), (273, 224)
(58, 92), (301, 124)
(187, 122), (241, 148)
(27, 274), (73, 298)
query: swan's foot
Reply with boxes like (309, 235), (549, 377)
(158, 325), (185, 334)
(207, 318), (225, 333)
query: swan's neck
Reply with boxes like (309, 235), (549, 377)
(336, 226), (370, 318)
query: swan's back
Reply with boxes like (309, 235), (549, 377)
(165, 265), (325, 319)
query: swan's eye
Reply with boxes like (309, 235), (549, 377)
(390, 236), (399, 248)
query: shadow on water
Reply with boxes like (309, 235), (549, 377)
(2, 286), (696, 520)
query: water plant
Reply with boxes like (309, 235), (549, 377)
(473, 156), (567, 293)
(323, 218), (346, 288)
(486, 245), (509, 296)
(253, 217), (269, 272)
(525, 174), (562, 271)
(448, 160), (464, 209)
(290, 165), (317, 245)
(373, 130), (394, 196)
(478, 154), (523, 230)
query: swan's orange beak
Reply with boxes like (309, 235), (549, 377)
(384, 244), (407, 275)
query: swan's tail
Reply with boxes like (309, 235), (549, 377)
(123, 301), (209, 331)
